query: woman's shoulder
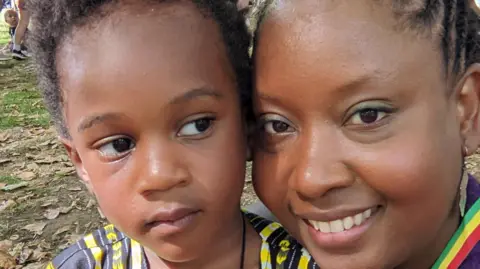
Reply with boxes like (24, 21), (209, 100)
(47, 225), (145, 269)
(244, 211), (318, 268)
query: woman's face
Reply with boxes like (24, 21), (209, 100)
(252, 1), (475, 268)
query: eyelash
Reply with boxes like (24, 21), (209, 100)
(344, 106), (395, 128)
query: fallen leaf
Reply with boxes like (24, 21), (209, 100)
(58, 206), (73, 214)
(86, 199), (96, 209)
(16, 193), (34, 203)
(18, 248), (33, 264)
(40, 198), (58, 208)
(26, 163), (39, 171)
(38, 140), (51, 147)
(31, 249), (48, 261)
(22, 222), (47, 235)
(0, 133), (11, 142)
(67, 187), (82, 192)
(25, 153), (36, 159)
(43, 209), (60, 220)
(8, 235), (18, 241)
(17, 172), (36, 181)
(53, 225), (71, 237)
(0, 240), (12, 252)
(1, 182), (28, 192)
(0, 200), (16, 213)
(0, 250), (16, 269)
(0, 159), (12, 165)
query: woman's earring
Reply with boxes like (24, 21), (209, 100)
(460, 169), (469, 217)
(460, 146), (469, 217)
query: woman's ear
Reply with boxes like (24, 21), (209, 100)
(58, 136), (94, 194)
(456, 64), (480, 152)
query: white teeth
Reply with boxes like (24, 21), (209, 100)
(318, 221), (331, 233)
(354, 213), (363, 226)
(343, 216), (354, 230)
(308, 207), (374, 234)
(330, 220), (344, 233)
(363, 209), (372, 218)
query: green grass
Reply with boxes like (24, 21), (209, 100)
(0, 89), (50, 129)
(0, 175), (22, 185)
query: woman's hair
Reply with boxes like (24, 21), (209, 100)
(29, 0), (252, 138)
(252, 0), (479, 84)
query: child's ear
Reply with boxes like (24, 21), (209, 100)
(456, 64), (480, 152)
(58, 136), (94, 194)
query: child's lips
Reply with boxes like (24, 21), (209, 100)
(145, 207), (201, 236)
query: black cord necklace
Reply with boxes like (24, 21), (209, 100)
(239, 213), (246, 269)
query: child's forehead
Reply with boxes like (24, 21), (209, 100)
(4, 10), (17, 17)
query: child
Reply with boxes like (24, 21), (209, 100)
(29, 0), (314, 268)
(10, 0), (29, 60)
(3, 8), (27, 54)
(251, 0), (480, 268)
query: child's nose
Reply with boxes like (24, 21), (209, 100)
(136, 144), (191, 197)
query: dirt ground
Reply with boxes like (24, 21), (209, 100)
(0, 61), (258, 268)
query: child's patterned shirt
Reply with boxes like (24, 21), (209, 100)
(46, 211), (318, 269)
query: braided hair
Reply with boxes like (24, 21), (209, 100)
(29, 0), (252, 138)
(252, 0), (479, 86)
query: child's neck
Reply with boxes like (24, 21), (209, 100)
(145, 214), (261, 269)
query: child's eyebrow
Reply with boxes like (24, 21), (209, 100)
(169, 87), (223, 105)
(76, 87), (222, 133)
(77, 112), (128, 133)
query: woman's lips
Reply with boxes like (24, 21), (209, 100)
(300, 206), (381, 248)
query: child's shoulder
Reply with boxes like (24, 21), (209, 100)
(244, 211), (318, 268)
(46, 224), (145, 269)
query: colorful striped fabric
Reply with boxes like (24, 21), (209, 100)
(432, 193), (480, 269)
(46, 212), (316, 269)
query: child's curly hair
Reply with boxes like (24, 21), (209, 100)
(29, 0), (252, 138)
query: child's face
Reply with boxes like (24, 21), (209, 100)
(253, 1), (476, 268)
(57, 2), (246, 262)
(4, 10), (18, 27)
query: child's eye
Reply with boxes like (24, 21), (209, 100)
(177, 117), (215, 137)
(97, 137), (135, 159)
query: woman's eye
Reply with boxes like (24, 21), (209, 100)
(263, 120), (294, 135)
(348, 108), (388, 125)
(178, 117), (214, 137)
(98, 137), (135, 158)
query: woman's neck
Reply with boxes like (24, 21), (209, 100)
(145, 214), (262, 269)
(397, 206), (461, 269)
